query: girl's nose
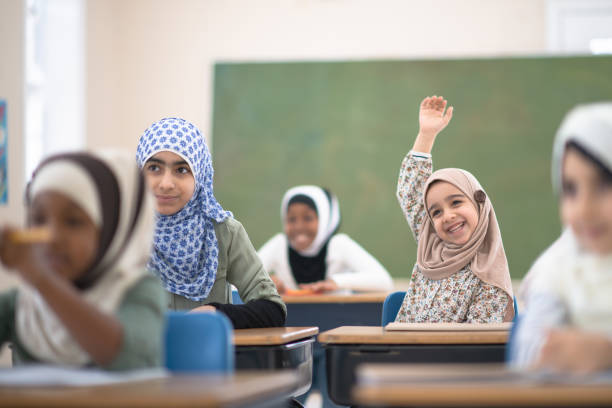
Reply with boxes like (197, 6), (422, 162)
(443, 211), (456, 223)
(158, 171), (175, 190)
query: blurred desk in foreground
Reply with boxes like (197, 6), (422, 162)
(353, 363), (612, 407)
(0, 371), (299, 408)
(234, 326), (318, 397)
(318, 325), (510, 406)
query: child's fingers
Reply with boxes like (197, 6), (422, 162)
(444, 106), (454, 123)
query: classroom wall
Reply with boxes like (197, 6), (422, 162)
(0, 0), (25, 227)
(0, 0), (25, 366)
(85, 0), (548, 152)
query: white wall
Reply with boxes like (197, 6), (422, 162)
(86, 0), (547, 152)
(0, 0), (25, 366)
(0, 0), (25, 225)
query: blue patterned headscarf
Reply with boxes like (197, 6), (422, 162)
(136, 117), (232, 301)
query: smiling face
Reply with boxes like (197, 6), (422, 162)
(561, 147), (612, 255)
(28, 191), (100, 282)
(425, 181), (479, 245)
(143, 151), (196, 215)
(284, 202), (319, 251)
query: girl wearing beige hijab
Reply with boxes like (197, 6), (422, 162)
(395, 96), (514, 323)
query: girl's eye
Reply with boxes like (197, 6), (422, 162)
(596, 178), (612, 193)
(30, 212), (46, 226)
(452, 200), (462, 206)
(562, 180), (576, 197)
(65, 216), (86, 227)
(146, 164), (160, 172)
(176, 166), (191, 175)
(431, 209), (441, 218)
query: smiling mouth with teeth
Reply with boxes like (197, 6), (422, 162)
(448, 222), (464, 233)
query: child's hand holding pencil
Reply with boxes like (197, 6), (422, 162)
(0, 227), (51, 279)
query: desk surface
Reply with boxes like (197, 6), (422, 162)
(234, 326), (319, 346)
(282, 292), (388, 304)
(318, 326), (509, 344)
(0, 371), (299, 408)
(353, 363), (612, 407)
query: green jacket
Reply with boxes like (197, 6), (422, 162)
(167, 218), (286, 316)
(0, 274), (166, 371)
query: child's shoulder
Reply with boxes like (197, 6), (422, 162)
(328, 233), (361, 249)
(213, 217), (243, 235)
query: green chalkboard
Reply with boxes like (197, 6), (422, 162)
(212, 56), (612, 280)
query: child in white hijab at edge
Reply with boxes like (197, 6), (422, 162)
(511, 103), (612, 374)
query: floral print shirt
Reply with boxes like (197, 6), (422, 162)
(394, 151), (509, 323)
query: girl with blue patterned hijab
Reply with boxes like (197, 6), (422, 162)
(137, 118), (285, 328)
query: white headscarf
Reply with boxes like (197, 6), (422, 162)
(281, 185), (340, 256)
(15, 150), (155, 366)
(523, 102), (612, 333)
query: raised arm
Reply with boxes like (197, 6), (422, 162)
(396, 96), (453, 241)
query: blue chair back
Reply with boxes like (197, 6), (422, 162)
(164, 311), (234, 373)
(231, 289), (243, 305)
(513, 296), (519, 322)
(381, 291), (406, 326)
(505, 313), (522, 362)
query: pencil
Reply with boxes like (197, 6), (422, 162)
(9, 228), (52, 244)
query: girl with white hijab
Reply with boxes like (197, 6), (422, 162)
(258, 185), (392, 294)
(0, 150), (165, 370)
(511, 103), (612, 374)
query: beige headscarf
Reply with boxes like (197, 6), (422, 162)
(417, 168), (514, 321)
(15, 150), (155, 366)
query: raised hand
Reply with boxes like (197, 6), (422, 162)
(412, 95), (454, 154)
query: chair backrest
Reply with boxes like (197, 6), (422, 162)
(505, 312), (522, 362)
(164, 311), (234, 373)
(513, 296), (519, 322)
(231, 289), (243, 305)
(381, 291), (406, 326)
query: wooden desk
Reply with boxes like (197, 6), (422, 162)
(353, 363), (612, 407)
(0, 371), (299, 408)
(318, 325), (509, 344)
(234, 327), (318, 397)
(234, 326), (318, 346)
(318, 325), (510, 406)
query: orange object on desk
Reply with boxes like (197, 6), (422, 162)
(284, 288), (317, 296)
